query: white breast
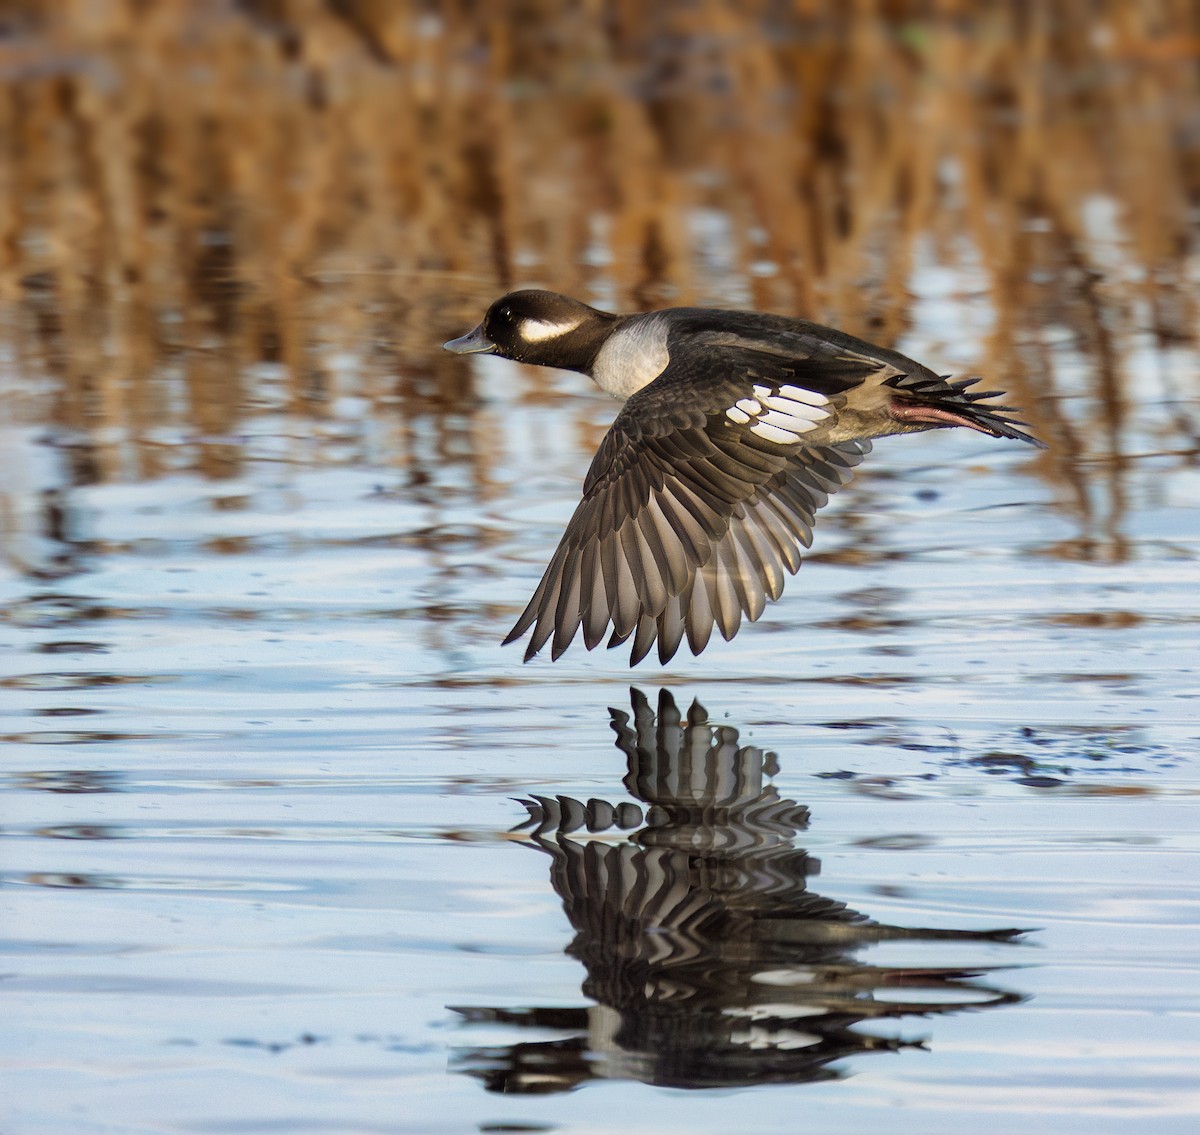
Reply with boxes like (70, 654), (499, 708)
(591, 316), (670, 400)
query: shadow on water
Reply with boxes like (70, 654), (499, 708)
(452, 689), (1029, 1093)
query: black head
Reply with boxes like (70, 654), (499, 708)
(443, 290), (617, 372)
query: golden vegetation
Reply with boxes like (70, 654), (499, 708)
(1, 0), (1198, 508)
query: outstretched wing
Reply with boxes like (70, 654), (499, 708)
(608, 443), (869, 664)
(503, 341), (881, 665)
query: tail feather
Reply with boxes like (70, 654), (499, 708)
(891, 374), (1047, 449)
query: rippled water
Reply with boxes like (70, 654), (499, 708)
(3, 270), (1200, 1134)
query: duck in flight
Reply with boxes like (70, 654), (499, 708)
(445, 290), (1044, 666)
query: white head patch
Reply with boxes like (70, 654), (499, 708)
(521, 316), (583, 342)
(726, 383), (831, 442)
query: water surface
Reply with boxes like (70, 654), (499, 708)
(3, 287), (1199, 1132)
(2, 7), (1200, 1133)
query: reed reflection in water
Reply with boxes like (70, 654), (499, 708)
(2, 0), (1199, 575)
(453, 689), (1028, 1093)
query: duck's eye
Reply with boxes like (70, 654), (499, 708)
(500, 306), (513, 320)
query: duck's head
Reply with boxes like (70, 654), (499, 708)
(443, 290), (616, 371)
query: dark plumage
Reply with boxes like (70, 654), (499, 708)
(445, 290), (1044, 665)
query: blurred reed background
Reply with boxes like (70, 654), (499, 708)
(0, 0), (1198, 541)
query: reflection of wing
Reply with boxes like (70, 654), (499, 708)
(465, 688), (1029, 1092)
(504, 341), (880, 664)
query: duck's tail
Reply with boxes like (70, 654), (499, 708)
(888, 376), (1048, 449)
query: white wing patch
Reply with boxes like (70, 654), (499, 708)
(724, 384), (831, 442)
(777, 384), (830, 406)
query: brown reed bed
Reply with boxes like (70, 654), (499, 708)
(0, 0), (1198, 526)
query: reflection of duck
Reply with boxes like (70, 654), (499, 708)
(446, 290), (1043, 663)
(452, 689), (1030, 1093)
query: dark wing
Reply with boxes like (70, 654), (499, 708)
(609, 443), (869, 665)
(503, 345), (881, 665)
(672, 312), (1047, 449)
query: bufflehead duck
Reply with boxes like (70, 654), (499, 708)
(445, 290), (1044, 666)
